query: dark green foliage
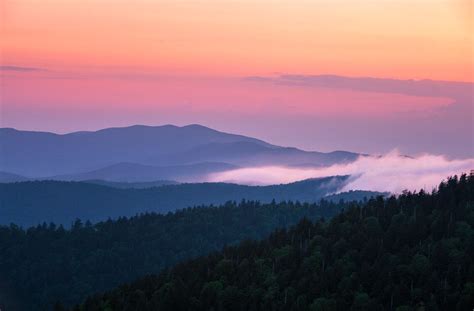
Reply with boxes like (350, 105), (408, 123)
(0, 199), (342, 310)
(79, 175), (474, 310)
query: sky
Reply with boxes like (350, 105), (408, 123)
(1, 0), (473, 158)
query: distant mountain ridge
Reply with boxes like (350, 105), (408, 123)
(82, 179), (179, 189)
(0, 124), (359, 182)
(0, 176), (384, 227)
(51, 162), (238, 182)
(0, 171), (29, 183)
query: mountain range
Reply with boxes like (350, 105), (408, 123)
(0, 176), (384, 227)
(0, 124), (359, 183)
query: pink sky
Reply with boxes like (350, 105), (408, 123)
(1, 0), (473, 157)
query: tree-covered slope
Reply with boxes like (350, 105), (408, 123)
(78, 175), (474, 311)
(0, 199), (345, 310)
(0, 176), (357, 227)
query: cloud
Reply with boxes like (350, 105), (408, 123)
(245, 74), (473, 100)
(207, 151), (474, 193)
(0, 65), (44, 72)
(241, 74), (473, 158)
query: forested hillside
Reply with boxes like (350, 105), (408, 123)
(0, 176), (375, 227)
(78, 175), (474, 310)
(0, 199), (345, 310)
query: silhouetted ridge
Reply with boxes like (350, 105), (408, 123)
(0, 124), (359, 180)
(0, 176), (366, 227)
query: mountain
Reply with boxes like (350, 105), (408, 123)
(83, 179), (179, 189)
(147, 141), (357, 167)
(0, 124), (359, 181)
(52, 162), (238, 182)
(76, 175), (474, 311)
(0, 176), (377, 227)
(0, 171), (29, 183)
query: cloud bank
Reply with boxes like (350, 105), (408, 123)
(0, 65), (44, 72)
(208, 151), (474, 194)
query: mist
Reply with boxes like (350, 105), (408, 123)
(208, 151), (474, 193)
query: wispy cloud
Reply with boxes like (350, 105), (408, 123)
(0, 65), (45, 72)
(244, 74), (473, 99)
(208, 151), (474, 193)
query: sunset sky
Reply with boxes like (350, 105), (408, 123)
(1, 0), (473, 157)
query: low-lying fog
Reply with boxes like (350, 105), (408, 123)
(208, 150), (474, 193)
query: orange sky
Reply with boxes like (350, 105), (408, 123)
(1, 0), (473, 81)
(0, 0), (473, 158)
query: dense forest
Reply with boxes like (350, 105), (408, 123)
(77, 175), (474, 310)
(0, 176), (379, 227)
(0, 199), (345, 310)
